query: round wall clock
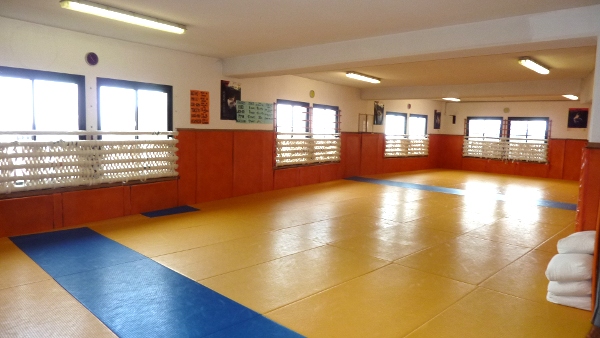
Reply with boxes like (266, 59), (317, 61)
(85, 52), (99, 66)
(309, 90), (315, 98)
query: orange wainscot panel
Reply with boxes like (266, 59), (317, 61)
(261, 132), (275, 192)
(486, 160), (517, 176)
(298, 165), (321, 186)
(196, 131), (234, 203)
(462, 157), (487, 173)
(360, 134), (380, 175)
(320, 163), (343, 183)
(564, 139), (588, 181)
(427, 134), (443, 168)
(516, 162), (549, 179)
(52, 193), (63, 228)
(233, 131), (268, 197)
(342, 133), (362, 178)
(62, 187), (125, 228)
(439, 135), (464, 170)
(0, 195), (54, 237)
(274, 167), (299, 190)
(176, 129), (197, 205)
(130, 181), (178, 215)
(547, 139), (566, 180)
(576, 148), (600, 231)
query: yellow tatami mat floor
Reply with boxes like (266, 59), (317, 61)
(0, 170), (592, 337)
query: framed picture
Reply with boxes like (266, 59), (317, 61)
(374, 101), (384, 125)
(221, 80), (241, 120)
(434, 110), (441, 129)
(568, 108), (588, 128)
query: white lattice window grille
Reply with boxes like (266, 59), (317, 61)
(0, 131), (178, 194)
(463, 137), (548, 163)
(384, 135), (429, 158)
(463, 117), (549, 163)
(275, 101), (341, 167)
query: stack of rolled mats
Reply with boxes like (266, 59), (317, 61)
(545, 231), (596, 310)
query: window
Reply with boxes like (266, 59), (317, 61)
(385, 112), (406, 136)
(463, 116), (549, 162)
(97, 78), (172, 140)
(408, 114), (428, 138)
(384, 112), (428, 157)
(508, 117), (548, 143)
(467, 117), (503, 141)
(0, 66), (85, 142)
(275, 100), (340, 167)
(463, 117), (503, 158)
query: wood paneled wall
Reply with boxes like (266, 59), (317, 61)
(0, 130), (588, 237)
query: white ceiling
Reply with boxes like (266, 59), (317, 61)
(1, 0), (598, 101)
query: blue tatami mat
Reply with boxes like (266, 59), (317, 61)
(142, 205), (199, 218)
(346, 176), (577, 211)
(10, 228), (303, 338)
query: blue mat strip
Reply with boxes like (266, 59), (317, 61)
(10, 228), (303, 338)
(142, 205), (199, 218)
(346, 176), (577, 211)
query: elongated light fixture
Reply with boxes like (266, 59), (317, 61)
(518, 57), (549, 75)
(346, 72), (380, 84)
(59, 0), (186, 34)
(563, 94), (579, 100)
(442, 97), (461, 102)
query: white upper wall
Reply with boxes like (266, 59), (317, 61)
(444, 101), (591, 139)
(0, 16), (595, 140)
(0, 16), (366, 132)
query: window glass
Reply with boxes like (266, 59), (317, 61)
(97, 78), (172, 140)
(34, 80), (79, 141)
(0, 67), (84, 142)
(0, 77), (33, 141)
(467, 117), (502, 141)
(508, 118), (548, 143)
(312, 104), (339, 139)
(276, 100), (309, 135)
(408, 115), (427, 137)
(385, 113), (406, 136)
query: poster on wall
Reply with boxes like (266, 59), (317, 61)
(190, 90), (210, 124)
(374, 101), (384, 125)
(434, 110), (441, 129)
(236, 101), (273, 124)
(220, 80), (241, 120)
(567, 108), (588, 128)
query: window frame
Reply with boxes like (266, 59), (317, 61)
(275, 99), (310, 134)
(385, 112), (407, 136)
(97, 77), (173, 132)
(0, 66), (86, 133)
(312, 103), (340, 135)
(507, 116), (550, 141)
(408, 114), (428, 137)
(274, 99), (341, 168)
(466, 116), (503, 139)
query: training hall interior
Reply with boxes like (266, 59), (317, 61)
(2, 1), (600, 337)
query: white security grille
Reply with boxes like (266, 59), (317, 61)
(275, 133), (341, 167)
(384, 135), (429, 158)
(0, 131), (178, 194)
(463, 137), (548, 163)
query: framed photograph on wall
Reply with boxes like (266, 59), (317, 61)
(374, 101), (384, 125)
(434, 110), (441, 129)
(567, 108), (588, 128)
(221, 80), (241, 120)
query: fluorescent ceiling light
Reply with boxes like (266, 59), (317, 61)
(442, 97), (461, 102)
(563, 94), (579, 100)
(346, 72), (380, 84)
(518, 57), (549, 75)
(59, 0), (186, 34)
